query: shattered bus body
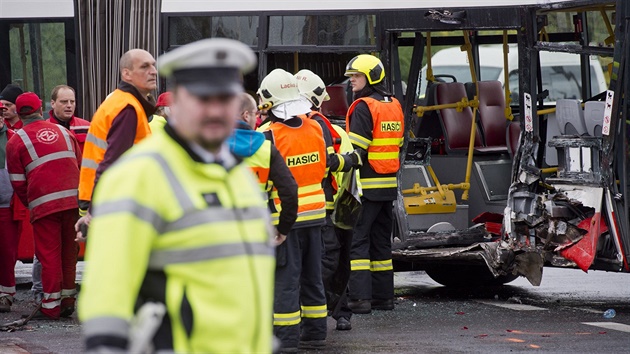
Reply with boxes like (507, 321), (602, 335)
(387, 0), (630, 286)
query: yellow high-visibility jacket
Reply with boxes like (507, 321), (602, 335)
(78, 126), (275, 353)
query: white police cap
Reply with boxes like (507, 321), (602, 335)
(158, 38), (257, 96)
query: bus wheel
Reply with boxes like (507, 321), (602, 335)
(425, 264), (518, 287)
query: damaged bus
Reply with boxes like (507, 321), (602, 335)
(387, 0), (629, 287)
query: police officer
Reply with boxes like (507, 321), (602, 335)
(258, 69), (328, 352)
(78, 38), (276, 353)
(344, 54), (404, 314)
(295, 69), (359, 330)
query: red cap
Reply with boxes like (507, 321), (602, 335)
(156, 92), (172, 108)
(16, 92), (42, 116)
(0, 101), (5, 111)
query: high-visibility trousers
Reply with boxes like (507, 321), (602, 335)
(32, 208), (78, 318)
(348, 199), (394, 301)
(273, 225), (327, 349)
(0, 207), (20, 300)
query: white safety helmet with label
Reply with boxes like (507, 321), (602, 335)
(257, 68), (311, 119)
(295, 69), (330, 109)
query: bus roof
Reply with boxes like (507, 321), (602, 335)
(161, 0), (577, 13)
(0, 0), (74, 18)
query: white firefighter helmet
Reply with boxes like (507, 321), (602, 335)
(295, 69), (330, 109)
(257, 69), (311, 119)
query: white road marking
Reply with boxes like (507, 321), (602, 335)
(476, 300), (547, 311)
(582, 322), (630, 333)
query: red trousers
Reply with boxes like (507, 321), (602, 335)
(32, 208), (78, 318)
(0, 207), (20, 299)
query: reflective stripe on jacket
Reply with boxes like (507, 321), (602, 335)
(6, 119), (81, 221)
(346, 96), (404, 174)
(78, 89), (151, 204)
(245, 139), (272, 191)
(79, 128), (274, 353)
(268, 117), (327, 227)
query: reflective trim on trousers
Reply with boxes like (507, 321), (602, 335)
(25, 151), (77, 173)
(273, 311), (301, 326)
(359, 177), (397, 189)
(85, 132), (108, 150)
(61, 288), (78, 299)
(148, 242), (274, 270)
(83, 317), (130, 339)
(370, 259), (393, 272)
(350, 259), (370, 271)
(42, 299), (62, 309)
(9, 173), (25, 181)
(29, 189), (78, 209)
(0, 285), (16, 294)
(300, 304), (327, 318)
(43, 291), (61, 300)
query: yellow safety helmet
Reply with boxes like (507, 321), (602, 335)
(295, 69), (330, 109)
(344, 54), (385, 85)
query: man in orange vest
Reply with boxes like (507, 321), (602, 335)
(7, 92), (82, 319)
(75, 49), (157, 239)
(258, 69), (329, 352)
(295, 69), (361, 331)
(344, 54), (404, 314)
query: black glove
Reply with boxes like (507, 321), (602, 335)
(347, 150), (363, 168)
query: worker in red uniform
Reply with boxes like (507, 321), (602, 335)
(344, 54), (404, 314)
(258, 69), (329, 352)
(0, 84), (24, 131)
(48, 85), (90, 152)
(7, 92), (82, 320)
(0, 102), (20, 313)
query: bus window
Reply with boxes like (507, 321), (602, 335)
(168, 16), (259, 47)
(268, 15), (376, 46)
(9, 22), (67, 114)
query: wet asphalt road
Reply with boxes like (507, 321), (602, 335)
(1, 263), (629, 353)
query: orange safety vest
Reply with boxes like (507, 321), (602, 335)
(78, 89), (151, 204)
(245, 139), (272, 192)
(268, 118), (327, 225)
(346, 97), (404, 174)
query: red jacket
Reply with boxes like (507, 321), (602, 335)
(7, 117), (82, 222)
(48, 111), (90, 153)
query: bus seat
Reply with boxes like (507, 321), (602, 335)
(506, 120), (521, 158)
(476, 81), (508, 148)
(320, 85), (349, 119)
(435, 82), (483, 153)
(584, 101), (605, 137)
(556, 99), (587, 135)
(414, 81), (445, 143)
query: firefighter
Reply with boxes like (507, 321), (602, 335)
(227, 92), (299, 243)
(78, 38), (275, 353)
(6, 92), (82, 319)
(75, 49), (157, 239)
(295, 69), (360, 330)
(344, 54), (404, 314)
(258, 69), (328, 352)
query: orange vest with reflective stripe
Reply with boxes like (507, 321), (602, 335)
(244, 139), (272, 192)
(268, 118), (326, 225)
(78, 89), (151, 203)
(346, 97), (404, 174)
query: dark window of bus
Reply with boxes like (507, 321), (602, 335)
(169, 16), (258, 46)
(268, 15), (376, 46)
(9, 22), (67, 115)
